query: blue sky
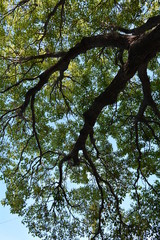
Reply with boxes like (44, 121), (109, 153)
(0, 181), (40, 240)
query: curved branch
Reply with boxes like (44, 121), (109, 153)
(17, 51), (66, 63)
(138, 63), (153, 103)
(108, 15), (160, 35)
(30, 94), (42, 162)
(20, 32), (132, 113)
(83, 148), (104, 239)
(40, 0), (66, 42)
(0, 76), (38, 94)
(138, 63), (160, 119)
(1, 0), (30, 20)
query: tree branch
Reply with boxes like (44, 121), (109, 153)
(106, 15), (160, 35)
(40, 0), (66, 43)
(20, 32), (131, 113)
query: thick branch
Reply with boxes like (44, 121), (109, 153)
(70, 24), (160, 164)
(109, 15), (160, 35)
(138, 63), (160, 119)
(20, 32), (131, 113)
(19, 51), (66, 63)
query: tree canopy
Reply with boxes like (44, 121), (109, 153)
(0, 0), (160, 239)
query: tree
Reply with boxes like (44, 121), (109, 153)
(0, 0), (160, 239)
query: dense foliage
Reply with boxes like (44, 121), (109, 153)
(0, 1), (160, 239)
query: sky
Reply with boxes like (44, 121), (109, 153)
(0, 181), (40, 240)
